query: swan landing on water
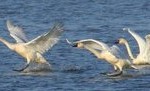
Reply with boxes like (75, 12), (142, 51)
(115, 28), (150, 65)
(0, 20), (64, 72)
(66, 39), (137, 76)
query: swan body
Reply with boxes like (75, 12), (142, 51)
(67, 39), (136, 76)
(117, 28), (150, 65)
(0, 20), (63, 72)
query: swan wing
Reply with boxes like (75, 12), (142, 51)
(6, 20), (28, 43)
(75, 39), (110, 51)
(126, 28), (146, 55)
(143, 35), (150, 61)
(26, 23), (63, 54)
(76, 39), (127, 62)
(145, 35), (150, 53)
(109, 45), (127, 59)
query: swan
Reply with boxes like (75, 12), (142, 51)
(115, 28), (150, 65)
(66, 39), (136, 76)
(0, 20), (63, 72)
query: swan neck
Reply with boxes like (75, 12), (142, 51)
(0, 38), (14, 50)
(124, 41), (135, 60)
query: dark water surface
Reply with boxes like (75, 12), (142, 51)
(0, 0), (150, 91)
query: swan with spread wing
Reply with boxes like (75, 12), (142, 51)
(0, 20), (63, 72)
(67, 39), (136, 76)
(116, 28), (150, 65)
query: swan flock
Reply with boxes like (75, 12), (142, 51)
(0, 20), (150, 76)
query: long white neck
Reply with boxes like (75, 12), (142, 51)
(0, 37), (15, 50)
(123, 41), (135, 60)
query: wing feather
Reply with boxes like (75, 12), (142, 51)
(143, 35), (150, 60)
(75, 39), (110, 51)
(76, 39), (127, 59)
(126, 28), (146, 55)
(6, 20), (28, 43)
(110, 45), (127, 59)
(26, 23), (63, 54)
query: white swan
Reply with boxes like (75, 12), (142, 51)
(67, 39), (136, 76)
(116, 28), (150, 65)
(0, 20), (63, 72)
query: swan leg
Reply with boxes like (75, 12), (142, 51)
(107, 70), (123, 76)
(101, 66), (121, 76)
(13, 57), (30, 72)
(13, 63), (29, 72)
(114, 66), (118, 71)
(107, 66), (123, 76)
(131, 65), (138, 70)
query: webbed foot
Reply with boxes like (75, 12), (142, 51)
(106, 71), (123, 76)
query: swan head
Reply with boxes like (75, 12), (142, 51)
(66, 39), (84, 48)
(72, 42), (84, 48)
(145, 34), (150, 40)
(115, 38), (127, 45)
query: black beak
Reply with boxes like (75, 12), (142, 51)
(114, 40), (119, 44)
(72, 43), (78, 47)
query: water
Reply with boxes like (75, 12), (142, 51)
(0, 0), (150, 91)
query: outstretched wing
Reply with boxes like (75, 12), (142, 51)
(125, 28), (146, 55)
(26, 23), (63, 54)
(75, 39), (110, 51)
(74, 39), (124, 60)
(6, 20), (28, 43)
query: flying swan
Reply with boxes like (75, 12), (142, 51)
(115, 28), (150, 65)
(0, 20), (63, 72)
(66, 39), (136, 76)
